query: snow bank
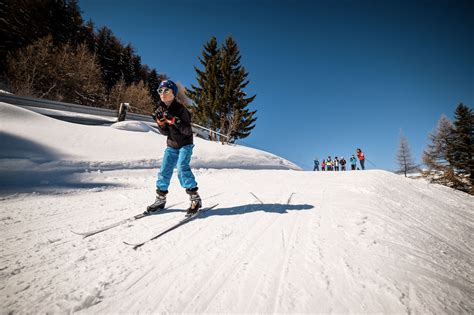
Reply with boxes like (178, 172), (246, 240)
(0, 102), (300, 192)
(110, 121), (153, 132)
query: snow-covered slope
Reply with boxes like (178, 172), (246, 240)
(1, 102), (473, 314)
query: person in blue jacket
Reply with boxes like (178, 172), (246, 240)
(146, 80), (201, 215)
(350, 154), (357, 170)
(313, 158), (320, 171)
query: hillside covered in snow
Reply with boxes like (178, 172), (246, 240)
(1, 102), (473, 314)
(0, 102), (299, 193)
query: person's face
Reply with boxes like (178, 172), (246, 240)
(158, 87), (175, 103)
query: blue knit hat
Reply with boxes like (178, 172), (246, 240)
(158, 80), (178, 96)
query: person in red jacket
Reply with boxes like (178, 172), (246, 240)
(356, 148), (365, 170)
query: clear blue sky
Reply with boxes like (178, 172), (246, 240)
(80, 0), (473, 171)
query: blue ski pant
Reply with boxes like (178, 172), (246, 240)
(156, 144), (198, 192)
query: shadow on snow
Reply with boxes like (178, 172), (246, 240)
(199, 203), (315, 217)
(0, 132), (121, 195)
(148, 203), (314, 217)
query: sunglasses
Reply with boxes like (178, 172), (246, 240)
(157, 88), (173, 95)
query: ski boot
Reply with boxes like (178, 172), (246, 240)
(185, 188), (202, 217)
(145, 189), (167, 214)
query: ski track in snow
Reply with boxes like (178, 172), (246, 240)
(1, 169), (473, 314)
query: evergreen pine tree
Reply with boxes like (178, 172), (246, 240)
(187, 37), (222, 135)
(447, 103), (474, 184)
(219, 36), (257, 142)
(95, 26), (124, 91)
(132, 55), (145, 83)
(80, 20), (97, 53)
(188, 36), (257, 142)
(0, 0), (86, 76)
(1, 0), (165, 109)
(50, 0), (84, 46)
(116, 44), (143, 85)
(146, 69), (165, 106)
(119, 45), (134, 85)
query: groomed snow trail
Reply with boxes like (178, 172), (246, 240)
(1, 169), (473, 313)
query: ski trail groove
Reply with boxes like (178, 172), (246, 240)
(182, 195), (292, 312)
(250, 192), (264, 204)
(398, 208), (473, 257)
(117, 194), (266, 311)
(271, 193), (301, 313)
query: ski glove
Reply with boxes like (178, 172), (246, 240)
(163, 112), (181, 126)
(152, 109), (167, 127)
(152, 109), (181, 127)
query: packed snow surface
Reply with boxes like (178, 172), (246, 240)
(1, 102), (473, 314)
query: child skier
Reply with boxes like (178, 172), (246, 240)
(326, 156), (333, 171)
(340, 157), (346, 171)
(146, 80), (202, 215)
(334, 156), (340, 171)
(350, 155), (357, 170)
(313, 158), (320, 171)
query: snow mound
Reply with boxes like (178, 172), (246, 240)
(0, 102), (301, 192)
(111, 121), (152, 132)
(0, 101), (55, 121)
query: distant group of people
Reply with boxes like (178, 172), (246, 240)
(313, 148), (365, 171)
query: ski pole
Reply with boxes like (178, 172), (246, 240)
(366, 158), (377, 168)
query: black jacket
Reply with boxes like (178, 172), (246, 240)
(155, 100), (193, 149)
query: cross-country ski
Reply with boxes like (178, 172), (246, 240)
(70, 202), (181, 238)
(123, 204), (219, 249)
